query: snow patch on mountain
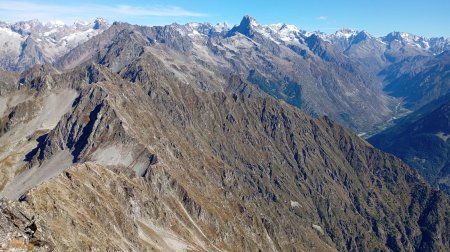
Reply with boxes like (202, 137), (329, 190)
(0, 18), (110, 70)
(213, 22), (229, 33)
(0, 27), (24, 55)
(381, 31), (450, 54)
(174, 21), (230, 39)
(44, 20), (65, 28)
(266, 23), (300, 42)
(334, 29), (358, 39)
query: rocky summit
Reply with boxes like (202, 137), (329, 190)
(0, 15), (449, 251)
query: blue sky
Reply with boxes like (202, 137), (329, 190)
(0, 0), (449, 37)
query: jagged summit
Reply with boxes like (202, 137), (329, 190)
(2, 17), (109, 30)
(384, 31), (415, 43)
(44, 20), (66, 28)
(227, 15), (258, 38)
(225, 15), (302, 44)
(93, 17), (109, 30)
(241, 15), (258, 26)
(213, 21), (229, 32)
(350, 30), (371, 43)
(334, 28), (358, 38)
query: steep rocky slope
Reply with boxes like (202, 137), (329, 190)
(0, 44), (449, 251)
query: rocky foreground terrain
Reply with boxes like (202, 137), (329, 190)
(0, 16), (449, 251)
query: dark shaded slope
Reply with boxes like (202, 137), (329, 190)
(382, 51), (450, 110)
(370, 99), (450, 194)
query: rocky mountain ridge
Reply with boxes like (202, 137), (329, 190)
(174, 16), (450, 55)
(53, 16), (399, 132)
(3, 15), (448, 73)
(0, 16), (449, 251)
(1, 15), (449, 133)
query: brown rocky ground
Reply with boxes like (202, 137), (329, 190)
(0, 50), (449, 250)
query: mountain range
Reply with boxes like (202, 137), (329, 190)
(1, 16), (449, 133)
(0, 16), (449, 251)
(0, 18), (109, 71)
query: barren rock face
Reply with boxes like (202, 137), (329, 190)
(0, 18), (449, 251)
(0, 199), (54, 251)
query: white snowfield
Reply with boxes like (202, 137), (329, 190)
(0, 27), (24, 59)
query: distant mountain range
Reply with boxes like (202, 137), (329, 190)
(0, 17), (109, 71)
(0, 16), (448, 132)
(2, 16), (448, 70)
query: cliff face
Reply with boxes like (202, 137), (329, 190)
(0, 46), (449, 251)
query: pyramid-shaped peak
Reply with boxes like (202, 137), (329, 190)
(226, 15), (259, 38)
(93, 17), (109, 30)
(355, 30), (371, 38)
(240, 15), (258, 27)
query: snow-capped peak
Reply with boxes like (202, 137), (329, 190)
(267, 23), (299, 33)
(0, 17), (111, 68)
(27, 17), (109, 30)
(242, 15), (258, 27)
(173, 21), (229, 38)
(213, 22), (229, 33)
(334, 29), (358, 38)
(265, 23), (300, 42)
(73, 20), (90, 28)
(225, 15), (302, 44)
(383, 31), (431, 49)
(303, 31), (331, 42)
(93, 17), (109, 30)
(45, 20), (66, 28)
